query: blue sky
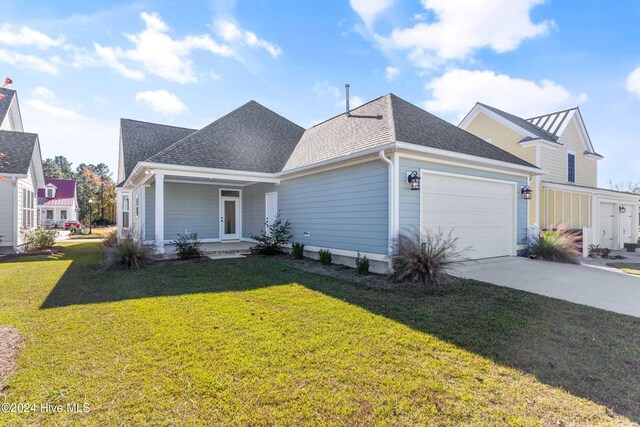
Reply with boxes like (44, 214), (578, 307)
(1, 0), (640, 186)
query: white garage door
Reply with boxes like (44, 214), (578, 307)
(421, 171), (516, 259)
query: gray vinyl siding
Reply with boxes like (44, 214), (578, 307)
(278, 160), (388, 254)
(243, 182), (276, 238)
(0, 179), (13, 246)
(146, 182), (222, 241)
(145, 184), (155, 240)
(398, 157), (529, 245)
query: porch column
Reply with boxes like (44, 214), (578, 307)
(155, 174), (165, 254)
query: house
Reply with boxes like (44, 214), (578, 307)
(37, 179), (79, 227)
(0, 87), (45, 253)
(116, 94), (542, 272)
(460, 103), (640, 250)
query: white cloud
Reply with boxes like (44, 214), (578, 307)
(0, 48), (58, 74)
(21, 98), (118, 177)
(425, 69), (587, 119)
(215, 20), (281, 57)
(373, 0), (551, 68)
(0, 24), (64, 49)
(88, 12), (234, 83)
(350, 0), (394, 27)
(312, 80), (342, 98)
(31, 86), (55, 100)
(626, 66), (640, 98)
(135, 90), (187, 115)
(385, 66), (400, 81)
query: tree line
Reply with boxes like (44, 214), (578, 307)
(42, 156), (117, 225)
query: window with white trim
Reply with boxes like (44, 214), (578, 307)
(122, 195), (130, 228)
(567, 152), (576, 183)
(135, 195), (139, 218)
(60, 210), (67, 220)
(46, 210), (53, 220)
(21, 188), (35, 227)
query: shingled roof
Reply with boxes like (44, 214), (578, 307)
(146, 101), (305, 173)
(0, 130), (38, 175)
(284, 94), (534, 170)
(0, 88), (16, 124)
(120, 119), (196, 181)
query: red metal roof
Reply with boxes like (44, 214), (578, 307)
(37, 179), (78, 208)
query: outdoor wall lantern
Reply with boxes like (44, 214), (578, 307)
(521, 185), (532, 200)
(407, 171), (421, 190)
(619, 205), (627, 214)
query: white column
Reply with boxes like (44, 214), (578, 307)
(155, 174), (165, 254)
(139, 186), (146, 241)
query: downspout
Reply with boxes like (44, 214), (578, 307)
(379, 149), (394, 268)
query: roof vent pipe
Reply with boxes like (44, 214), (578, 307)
(345, 83), (350, 117)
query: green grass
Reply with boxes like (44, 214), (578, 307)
(607, 263), (640, 276)
(1, 242), (638, 426)
(68, 227), (115, 240)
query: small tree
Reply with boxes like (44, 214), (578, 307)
(173, 231), (203, 259)
(251, 213), (292, 255)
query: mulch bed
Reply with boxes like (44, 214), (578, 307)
(0, 327), (25, 393)
(0, 246), (64, 262)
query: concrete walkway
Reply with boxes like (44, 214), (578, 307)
(454, 257), (640, 318)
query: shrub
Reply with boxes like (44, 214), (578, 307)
(251, 213), (292, 255)
(21, 226), (58, 250)
(291, 242), (304, 259)
(391, 228), (463, 286)
(318, 249), (332, 266)
(355, 252), (370, 275)
(528, 225), (581, 263)
(601, 247), (611, 258)
(173, 231), (203, 260)
(103, 229), (118, 247)
(102, 237), (153, 270)
(588, 244), (602, 257)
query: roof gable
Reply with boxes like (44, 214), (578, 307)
(119, 119), (196, 182)
(146, 101), (305, 173)
(0, 130), (39, 175)
(37, 179), (77, 207)
(0, 88), (16, 125)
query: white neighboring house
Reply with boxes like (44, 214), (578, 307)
(0, 87), (45, 253)
(37, 179), (79, 227)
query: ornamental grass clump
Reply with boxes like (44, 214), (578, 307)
(103, 236), (153, 270)
(391, 228), (463, 287)
(528, 225), (581, 264)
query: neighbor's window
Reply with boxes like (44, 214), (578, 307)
(21, 189), (35, 227)
(122, 195), (130, 228)
(567, 152), (576, 183)
(46, 210), (53, 220)
(60, 210), (67, 220)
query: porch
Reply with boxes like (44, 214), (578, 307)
(119, 170), (280, 254)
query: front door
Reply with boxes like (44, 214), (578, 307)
(220, 193), (241, 240)
(599, 202), (616, 249)
(265, 192), (278, 234)
(620, 205), (634, 246)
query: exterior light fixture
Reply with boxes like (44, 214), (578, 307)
(407, 171), (421, 191)
(619, 205), (627, 214)
(521, 185), (532, 200)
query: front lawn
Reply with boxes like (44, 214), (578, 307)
(607, 262), (640, 276)
(68, 226), (115, 240)
(0, 242), (638, 425)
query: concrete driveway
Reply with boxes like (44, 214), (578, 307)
(454, 257), (640, 318)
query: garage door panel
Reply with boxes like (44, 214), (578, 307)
(421, 172), (515, 260)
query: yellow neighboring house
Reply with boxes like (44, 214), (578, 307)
(460, 103), (639, 251)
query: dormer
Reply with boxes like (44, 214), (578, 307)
(45, 183), (57, 199)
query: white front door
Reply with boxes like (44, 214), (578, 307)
(620, 205), (634, 246)
(599, 202), (616, 249)
(421, 171), (516, 260)
(220, 193), (241, 240)
(265, 192), (278, 234)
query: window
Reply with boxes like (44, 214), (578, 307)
(46, 210), (53, 220)
(46, 188), (54, 198)
(567, 152), (576, 183)
(60, 210), (67, 220)
(21, 188), (35, 227)
(135, 195), (139, 218)
(221, 190), (240, 197)
(122, 195), (130, 228)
